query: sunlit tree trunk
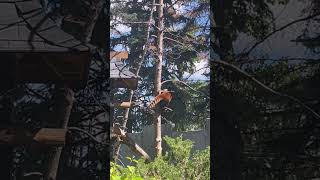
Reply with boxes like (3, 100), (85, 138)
(112, 0), (157, 161)
(154, 0), (164, 157)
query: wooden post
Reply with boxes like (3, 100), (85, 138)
(110, 101), (132, 108)
(44, 84), (74, 180)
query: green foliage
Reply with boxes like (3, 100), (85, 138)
(168, 81), (209, 131)
(110, 162), (144, 180)
(110, 136), (210, 180)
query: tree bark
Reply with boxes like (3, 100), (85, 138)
(154, 0), (164, 157)
(112, 126), (150, 160)
(83, 0), (106, 43)
(112, 0), (156, 161)
(44, 84), (74, 180)
(212, 1), (241, 179)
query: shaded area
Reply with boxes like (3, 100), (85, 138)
(212, 0), (320, 179)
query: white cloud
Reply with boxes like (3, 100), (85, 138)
(115, 24), (131, 34)
(173, 4), (184, 14)
(183, 59), (210, 80)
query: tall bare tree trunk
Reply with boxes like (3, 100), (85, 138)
(212, 1), (241, 179)
(44, 84), (74, 180)
(44, 2), (104, 179)
(154, 0), (164, 157)
(113, 0), (156, 161)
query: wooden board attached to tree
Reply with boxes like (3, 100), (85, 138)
(0, 128), (66, 146)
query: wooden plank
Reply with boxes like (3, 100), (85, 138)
(111, 101), (131, 108)
(33, 128), (66, 145)
(110, 51), (128, 60)
(0, 128), (66, 146)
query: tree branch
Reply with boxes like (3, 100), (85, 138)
(68, 127), (107, 145)
(161, 79), (210, 99)
(240, 12), (320, 58)
(212, 59), (320, 120)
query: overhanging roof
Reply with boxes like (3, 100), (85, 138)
(0, 0), (91, 87)
(0, 0), (89, 52)
(110, 51), (139, 89)
(110, 59), (137, 79)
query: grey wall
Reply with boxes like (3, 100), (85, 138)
(118, 120), (210, 166)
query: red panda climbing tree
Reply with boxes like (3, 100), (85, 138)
(148, 89), (173, 109)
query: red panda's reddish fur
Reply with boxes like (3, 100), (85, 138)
(148, 90), (173, 109)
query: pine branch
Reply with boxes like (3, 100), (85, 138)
(212, 59), (320, 120)
(68, 127), (107, 145)
(161, 79), (210, 99)
(239, 12), (320, 58)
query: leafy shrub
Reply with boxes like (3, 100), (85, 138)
(110, 135), (210, 180)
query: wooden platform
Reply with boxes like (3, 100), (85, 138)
(110, 51), (139, 89)
(0, 0), (91, 87)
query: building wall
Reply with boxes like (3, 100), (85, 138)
(118, 120), (210, 165)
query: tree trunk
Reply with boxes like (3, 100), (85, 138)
(212, 0), (241, 179)
(154, 0), (164, 157)
(44, 84), (74, 180)
(212, 0), (234, 58)
(83, 0), (106, 43)
(112, 0), (156, 161)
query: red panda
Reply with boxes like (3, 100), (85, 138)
(148, 89), (173, 109)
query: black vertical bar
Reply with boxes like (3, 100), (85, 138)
(0, 57), (16, 180)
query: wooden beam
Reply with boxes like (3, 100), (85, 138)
(0, 128), (66, 146)
(111, 126), (150, 160)
(110, 51), (128, 60)
(33, 128), (67, 145)
(45, 84), (74, 180)
(110, 101), (132, 108)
